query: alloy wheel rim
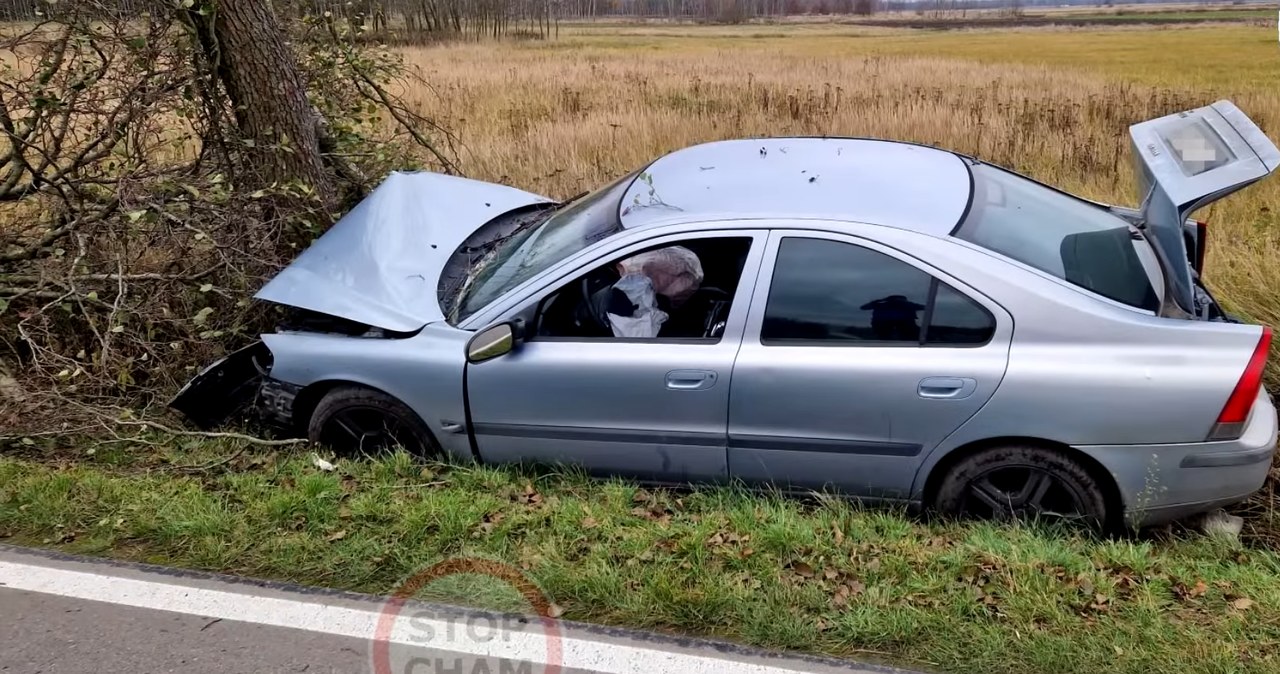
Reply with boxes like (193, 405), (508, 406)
(321, 406), (419, 455)
(962, 465), (1090, 522)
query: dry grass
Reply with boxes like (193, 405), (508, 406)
(397, 23), (1280, 377)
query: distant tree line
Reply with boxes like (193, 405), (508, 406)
(0, 0), (1263, 33)
(0, 0), (559, 39)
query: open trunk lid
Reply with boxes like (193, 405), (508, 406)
(1130, 100), (1280, 315)
(255, 171), (551, 332)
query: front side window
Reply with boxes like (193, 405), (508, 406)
(535, 237), (752, 341)
(956, 164), (1162, 312)
(761, 237), (994, 346)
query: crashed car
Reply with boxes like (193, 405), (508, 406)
(174, 100), (1278, 528)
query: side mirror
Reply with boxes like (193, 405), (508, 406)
(466, 320), (520, 364)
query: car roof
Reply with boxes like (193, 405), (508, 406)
(617, 138), (974, 236)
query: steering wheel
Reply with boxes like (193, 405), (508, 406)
(573, 273), (616, 335)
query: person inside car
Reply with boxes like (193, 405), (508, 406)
(586, 246), (704, 338)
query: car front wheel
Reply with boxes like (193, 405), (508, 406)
(307, 385), (439, 458)
(933, 445), (1111, 529)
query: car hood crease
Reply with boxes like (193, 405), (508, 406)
(254, 171), (551, 332)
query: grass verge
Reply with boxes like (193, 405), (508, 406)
(3, 439), (1280, 673)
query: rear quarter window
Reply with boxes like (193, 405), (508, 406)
(956, 165), (1162, 312)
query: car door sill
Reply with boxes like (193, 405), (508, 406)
(470, 422), (724, 447)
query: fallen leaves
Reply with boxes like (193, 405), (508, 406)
(1173, 579), (1208, 601)
(831, 579), (865, 608)
(632, 537), (679, 565)
(629, 505), (672, 525)
(789, 560), (815, 578)
(627, 487), (677, 525)
(41, 527), (76, 545)
(516, 482), (542, 506)
(705, 530), (753, 559)
(905, 592), (944, 610)
(326, 529), (347, 542)
(475, 511), (505, 537)
(783, 557), (869, 609)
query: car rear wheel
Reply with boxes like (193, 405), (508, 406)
(307, 385), (439, 459)
(933, 445), (1110, 528)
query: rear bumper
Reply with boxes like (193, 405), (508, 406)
(1077, 389), (1277, 527)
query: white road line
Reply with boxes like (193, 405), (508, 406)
(0, 559), (837, 674)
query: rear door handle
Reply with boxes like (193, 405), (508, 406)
(666, 369), (717, 391)
(918, 377), (977, 400)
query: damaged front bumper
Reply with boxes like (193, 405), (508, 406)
(169, 340), (298, 430)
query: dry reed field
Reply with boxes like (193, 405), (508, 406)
(399, 23), (1280, 378)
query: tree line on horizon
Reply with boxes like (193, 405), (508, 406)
(0, 0), (1260, 38)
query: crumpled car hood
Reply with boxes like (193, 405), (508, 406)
(255, 171), (551, 332)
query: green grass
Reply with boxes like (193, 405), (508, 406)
(3, 440), (1280, 673)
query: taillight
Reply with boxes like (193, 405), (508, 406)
(1209, 326), (1272, 440)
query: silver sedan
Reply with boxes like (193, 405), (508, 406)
(174, 100), (1278, 529)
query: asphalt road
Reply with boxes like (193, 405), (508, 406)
(0, 544), (910, 674)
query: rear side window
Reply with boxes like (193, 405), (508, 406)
(956, 165), (1161, 312)
(761, 237), (994, 346)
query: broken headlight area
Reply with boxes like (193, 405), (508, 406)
(170, 308), (420, 431)
(169, 340), (274, 430)
(170, 342), (302, 433)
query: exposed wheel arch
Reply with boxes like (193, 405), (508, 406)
(922, 436), (1124, 525)
(290, 380), (440, 448)
(290, 380), (344, 437)
(303, 382), (443, 458)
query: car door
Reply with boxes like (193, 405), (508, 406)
(727, 230), (1012, 500)
(464, 230), (767, 483)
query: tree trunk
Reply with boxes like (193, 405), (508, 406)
(197, 0), (334, 210)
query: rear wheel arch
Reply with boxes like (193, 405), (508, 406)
(923, 436), (1124, 523)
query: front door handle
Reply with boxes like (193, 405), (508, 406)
(666, 369), (718, 391)
(918, 376), (977, 400)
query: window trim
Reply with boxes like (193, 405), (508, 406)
(755, 233), (997, 349)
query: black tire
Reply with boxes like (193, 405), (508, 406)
(307, 385), (439, 458)
(932, 445), (1111, 529)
